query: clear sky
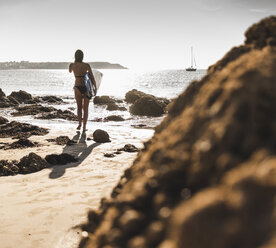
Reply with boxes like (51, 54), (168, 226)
(0, 0), (275, 69)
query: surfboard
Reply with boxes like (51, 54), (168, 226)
(84, 69), (102, 98)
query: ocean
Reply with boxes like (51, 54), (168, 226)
(0, 69), (206, 128)
(0, 69), (206, 99)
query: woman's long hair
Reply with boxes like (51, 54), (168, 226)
(75, 49), (84, 62)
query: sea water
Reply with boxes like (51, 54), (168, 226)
(0, 69), (206, 99)
(0, 69), (206, 129)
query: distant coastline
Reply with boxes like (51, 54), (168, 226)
(0, 61), (128, 70)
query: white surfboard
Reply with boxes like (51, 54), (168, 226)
(92, 69), (103, 90)
(85, 69), (102, 98)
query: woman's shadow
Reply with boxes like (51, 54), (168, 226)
(49, 131), (100, 179)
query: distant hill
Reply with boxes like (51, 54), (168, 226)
(0, 61), (128, 70)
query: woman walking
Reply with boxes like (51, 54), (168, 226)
(69, 49), (97, 132)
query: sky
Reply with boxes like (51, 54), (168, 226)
(0, 0), (275, 69)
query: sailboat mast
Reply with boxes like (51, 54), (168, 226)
(191, 47), (193, 68)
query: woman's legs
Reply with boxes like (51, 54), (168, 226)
(83, 96), (90, 131)
(74, 87), (83, 130)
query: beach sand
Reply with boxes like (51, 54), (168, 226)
(0, 123), (153, 248)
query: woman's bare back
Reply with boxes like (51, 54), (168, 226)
(69, 62), (92, 86)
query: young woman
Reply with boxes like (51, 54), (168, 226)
(69, 49), (97, 132)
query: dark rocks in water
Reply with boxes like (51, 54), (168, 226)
(9, 90), (33, 103)
(0, 116), (8, 124)
(80, 17), (276, 248)
(17, 152), (49, 174)
(130, 95), (167, 117)
(0, 121), (49, 138)
(93, 129), (111, 143)
(7, 95), (20, 105)
(106, 102), (127, 111)
(104, 153), (115, 158)
(47, 136), (76, 146)
(125, 89), (148, 103)
(118, 144), (139, 153)
(93, 95), (115, 105)
(1, 138), (38, 150)
(0, 88), (5, 98)
(104, 115), (125, 122)
(11, 104), (56, 116)
(36, 109), (78, 121)
(45, 153), (78, 165)
(0, 160), (20, 176)
(41, 95), (64, 103)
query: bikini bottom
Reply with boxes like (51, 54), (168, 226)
(75, 86), (87, 95)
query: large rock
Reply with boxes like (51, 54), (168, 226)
(130, 95), (167, 117)
(9, 90), (32, 103)
(17, 153), (49, 174)
(93, 95), (115, 105)
(125, 89), (148, 103)
(80, 16), (276, 248)
(93, 129), (111, 143)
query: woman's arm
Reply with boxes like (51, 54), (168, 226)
(87, 64), (97, 94)
(69, 63), (73, 73)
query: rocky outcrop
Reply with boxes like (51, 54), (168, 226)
(80, 16), (276, 248)
(0, 121), (49, 138)
(130, 95), (167, 117)
(126, 89), (170, 117)
(93, 129), (111, 143)
(9, 90), (33, 103)
(18, 153), (49, 174)
(125, 89), (148, 103)
(0, 116), (8, 124)
(93, 96), (116, 105)
(106, 102), (127, 111)
(104, 115), (125, 122)
(0, 138), (39, 150)
(45, 153), (77, 165)
(46, 136), (76, 146)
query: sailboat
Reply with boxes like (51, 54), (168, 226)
(186, 47), (197, 71)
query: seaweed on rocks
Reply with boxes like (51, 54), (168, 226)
(45, 153), (78, 165)
(0, 121), (49, 138)
(80, 16), (276, 248)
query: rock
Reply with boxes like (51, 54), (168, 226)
(0, 88), (6, 98)
(125, 89), (148, 103)
(11, 104), (56, 116)
(104, 115), (125, 122)
(36, 109), (78, 121)
(93, 95), (115, 104)
(93, 129), (111, 143)
(9, 90), (32, 103)
(106, 102), (127, 111)
(80, 17), (276, 248)
(17, 153), (49, 174)
(130, 95), (166, 117)
(0, 160), (20, 176)
(41, 95), (64, 103)
(118, 144), (139, 153)
(0, 116), (8, 124)
(1, 138), (38, 150)
(0, 121), (49, 138)
(46, 136), (76, 146)
(104, 153), (115, 158)
(7, 95), (20, 105)
(45, 153), (78, 165)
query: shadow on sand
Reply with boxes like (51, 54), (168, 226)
(49, 131), (100, 179)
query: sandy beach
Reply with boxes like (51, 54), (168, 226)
(0, 121), (153, 248)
